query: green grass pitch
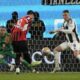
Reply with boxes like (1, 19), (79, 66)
(0, 72), (80, 80)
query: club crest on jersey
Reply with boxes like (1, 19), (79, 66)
(69, 19), (72, 24)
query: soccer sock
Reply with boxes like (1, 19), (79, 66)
(54, 50), (60, 69)
(15, 53), (21, 68)
(58, 52), (61, 65)
(21, 59), (32, 70)
(22, 60), (31, 67)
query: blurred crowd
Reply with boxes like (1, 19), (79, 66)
(6, 10), (45, 40)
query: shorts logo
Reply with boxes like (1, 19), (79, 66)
(73, 44), (76, 49)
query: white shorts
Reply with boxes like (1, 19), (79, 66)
(59, 41), (80, 51)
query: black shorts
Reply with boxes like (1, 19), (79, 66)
(12, 41), (28, 53)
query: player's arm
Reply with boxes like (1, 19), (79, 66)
(59, 20), (75, 34)
(49, 20), (75, 34)
(22, 17), (30, 31)
(49, 27), (64, 34)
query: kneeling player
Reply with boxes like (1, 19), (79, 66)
(0, 27), (16, 71)
(49, 10), (80, 72)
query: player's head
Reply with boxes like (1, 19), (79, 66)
(63, 10), (70, 21)
(34, 11), (40, 20)
(27, 10), (34, 21)
(12, 11), (18, 20)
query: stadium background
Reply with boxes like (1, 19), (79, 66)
(0, 0), (80, 72)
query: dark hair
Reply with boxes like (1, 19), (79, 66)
(12, 11), (18, 16)
(34, 11), (40, 20)
(12, 11), (18, 19)
(27, 10), (34, 15)
(63, 10), (69, 13)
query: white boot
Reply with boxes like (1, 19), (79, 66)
(16, 67), (20, 74)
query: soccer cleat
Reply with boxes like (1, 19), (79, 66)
(16, 67), (20, 74)
(31, 61), (42, 67)
(51, 67), (61, 73)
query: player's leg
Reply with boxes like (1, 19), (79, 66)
(2, 50), (16, 71)
(20, 41), (42, 68)
(0, 54), (14, 71)
(23, 46), (32, 64)
(73, 50), (80, 59)
(20, 52), (31, 66)
(23, 51), (42, 67)
(13, 41), (31, 73)
(17, 41), (32, 69)
(20, 51), (42, 71)
(12, 41), (21, 73)
(53, 42), (68, 72)
(15, 52), (21, 67)
(15, 52), (21, 74)
(69, 42), (80, 60)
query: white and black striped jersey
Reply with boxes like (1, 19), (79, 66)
(60, 18), (79, 42)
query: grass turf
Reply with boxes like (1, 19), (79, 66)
(0, 72), (80, 80)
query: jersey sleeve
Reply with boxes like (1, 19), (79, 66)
(14, 16), (31, 31)
(22, 24), (28, 31)
(22, 16), (31, 31)
(60, 19), (75, 33)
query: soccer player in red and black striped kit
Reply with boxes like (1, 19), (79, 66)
(11, 11), (42, 73)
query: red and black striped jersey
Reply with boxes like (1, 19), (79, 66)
(11, 16), (31, 41)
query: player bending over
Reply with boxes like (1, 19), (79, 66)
(11, 11), (42, 74)
(49, 10), (80, 72)
(0, 27), (16, 71)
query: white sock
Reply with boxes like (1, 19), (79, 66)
(54, 51), (61, 68)
(58, 52), (61, 64)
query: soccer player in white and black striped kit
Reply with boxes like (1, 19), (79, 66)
(50, 10), (80, 72)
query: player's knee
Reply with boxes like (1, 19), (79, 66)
(73, 50), (80, 57)
(53, 47), (62, 52)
